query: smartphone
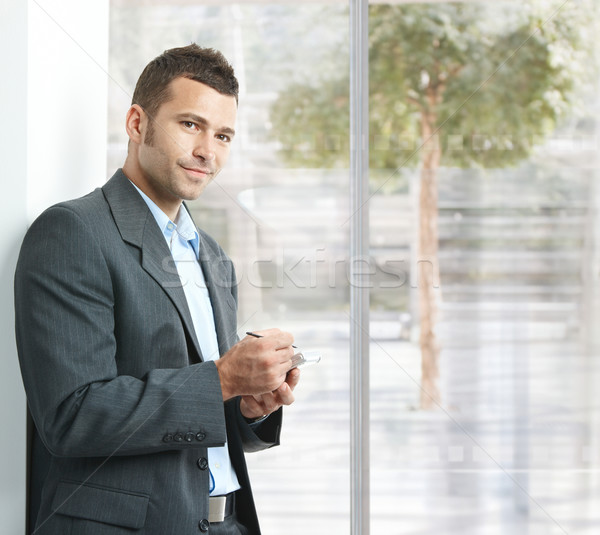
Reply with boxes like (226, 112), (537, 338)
(290, 350), (322, 369)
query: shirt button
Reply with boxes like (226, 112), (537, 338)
(173, 433), (184, 442)
(185, 432), (194, 442)
(197, 457), (208, 470)
(198, 519), (210, 532)
(196, 432), (206, 442)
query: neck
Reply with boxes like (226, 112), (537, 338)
(122, 159), (181, 221)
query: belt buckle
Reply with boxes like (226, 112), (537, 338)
(208, 495), (227, 523)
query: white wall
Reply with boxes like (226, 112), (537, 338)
(0, 2), (29, 533)
(0, 1), (108, 532)
(27, 0), (109, 219)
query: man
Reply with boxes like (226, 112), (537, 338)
(15, 44), (300, 535)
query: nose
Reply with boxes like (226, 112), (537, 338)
(192, 134), (216, 163)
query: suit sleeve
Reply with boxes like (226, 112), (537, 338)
(14, 205), (227, 458)
(232, 400), (283, 453)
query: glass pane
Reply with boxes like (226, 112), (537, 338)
(368, 2), (600, 534)
(108, 3), (350, 534)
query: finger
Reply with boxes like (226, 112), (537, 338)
(285, 368), (301, 390)
(276, 346), (295, 365)
(241, 394), (261, 412)
(252, 328), (294, 350)
(249, 392), (281, 413)
(267, 388), (295, 412)
(240, 394), (265, 419)
(251, 327), (280, 337)
(258, 393), (280, 413)
(272, 382), (295, 407)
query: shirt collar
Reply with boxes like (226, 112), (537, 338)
(129, 180), (200, 258)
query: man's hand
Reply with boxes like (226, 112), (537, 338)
(239, 367), (301, 420)
(215, 328), (295, 401)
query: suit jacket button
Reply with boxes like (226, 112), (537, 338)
(162, 434), (173, 443)
(185, 432), (194, 442)
(196, 432), (206, 442)
(174, 433), (184, 442)
(198, 519), (210, 532)
(197, 457), (208, 470)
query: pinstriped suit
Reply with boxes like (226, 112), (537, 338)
(15, 169), (280, 534)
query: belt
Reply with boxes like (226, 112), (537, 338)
(208, 491), (236, 523)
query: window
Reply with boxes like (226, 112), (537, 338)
(108, 2), (600, 533)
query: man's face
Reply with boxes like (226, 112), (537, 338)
(134, 77), (237, 216)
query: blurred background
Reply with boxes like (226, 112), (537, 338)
(3, 1), (600, 534)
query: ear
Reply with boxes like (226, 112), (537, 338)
(125, 104), (146, 145)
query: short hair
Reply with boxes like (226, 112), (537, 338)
(131, 44), (239, 120)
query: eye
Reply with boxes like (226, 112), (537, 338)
(216, 134), (231, 143)
(182, 121), (197, 130)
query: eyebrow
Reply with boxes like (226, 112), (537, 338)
(177, 113), (236, 137)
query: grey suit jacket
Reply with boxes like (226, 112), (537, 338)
(15, 169), (281, 534)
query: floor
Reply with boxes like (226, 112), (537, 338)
(246, 318), (600, 535)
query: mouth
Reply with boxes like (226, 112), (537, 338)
(180, 165), (214, 179)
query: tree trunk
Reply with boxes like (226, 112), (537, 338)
(418, 107), (442, 409)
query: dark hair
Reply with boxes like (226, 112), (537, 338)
(131, 44), (239, 120)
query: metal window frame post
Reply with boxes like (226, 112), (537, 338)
(349, 1), (370, 535)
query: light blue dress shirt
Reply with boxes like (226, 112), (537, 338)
(131, 182), (240, 496)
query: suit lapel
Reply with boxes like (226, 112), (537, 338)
(196, 234), (237, 356)
(102, 170), (204, 361)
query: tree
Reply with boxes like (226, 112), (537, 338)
(269, 1), (596, 408)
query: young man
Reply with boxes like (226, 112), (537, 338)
(15, 44), (300, 535)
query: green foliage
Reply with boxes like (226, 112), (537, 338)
(270, 0), (597, 171)
(270, 77), (350, 168)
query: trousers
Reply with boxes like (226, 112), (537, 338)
(207, 513), (250, 535)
